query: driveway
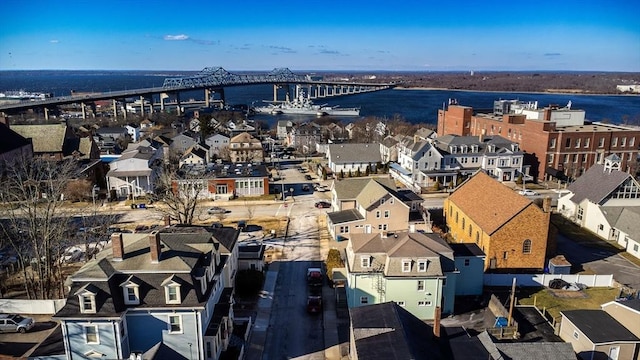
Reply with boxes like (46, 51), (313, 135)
(556, 233), (640, 290)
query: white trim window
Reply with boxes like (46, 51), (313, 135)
(122, 285), (139, 305)
(361, 256), (371, 268)
(402, 259), (411, 272)
(417, 280), (425, 291)
(396, 301), (405, 307)
(84, 325), (99, 344)
(360, 296), (369, 304)
(79, 294), (96, 314)
(162, 276), (182, 305)
(168, 315), (183, 334)
(418, 300), (432, 307)
(417, 260), (428, 272)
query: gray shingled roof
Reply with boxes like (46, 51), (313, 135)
(350, 302), (443, 360)
(477, 331), (576, 360)
(328, 143), (381, 164)
(11, 124), (68, 154)
(562, 309), (640, 343)
(327, 209), (364, 225)
(602, 206), (640, 241)
(567, 164), (632, 204)
(0, 124), (31, 154)
(333, 177), (396, 201)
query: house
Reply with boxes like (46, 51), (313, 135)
(226, 120), (255, 136)
(95, 126), (130, 142)
(170, 131), (200, 156)
(238, 244), (266, 272)
(179, 146), (208, 168)
(173, 163), (270, 200)
(326, 143), (381, 175)
(449, 243), (485, 296)
(125, 124), (141, 142)
(53, 225), (242, 360)
(228, 132), (264, 163)
(379, 135), (404, 164)
(444, 171), (552, 272)
(344, 231), (457, 319)
(276, 120), (293, 140)
(204, 133), (230, 156)
(557, 155), (640, 259)
(0, 123), (33, 172)
(349, 302), (444, 359)
(559, 309), (640, 360)
(11, 123), (85, 160)
(140, 119), (155, 130)
(327, 177), (429, 240)
(290, 122), (322, 154)
(601, 299), (640, 338)
(106, 145), (163, 199)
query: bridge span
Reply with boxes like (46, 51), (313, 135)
(0, 67), (395, 120)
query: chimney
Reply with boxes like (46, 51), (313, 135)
(542, 196), (552, 213)
(479, 129), (485, 142)
(433, 306), (441, 338)
(149, 231), (161, 263)
(164, 215), (171, 226)
(111, 233), (124, 261)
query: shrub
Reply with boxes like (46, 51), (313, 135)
(325, 248), (345, 281)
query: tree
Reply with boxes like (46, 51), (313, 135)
(0, 157), (78, 299)
(152, 166), (205, 225)
(199, 113), (216, 139)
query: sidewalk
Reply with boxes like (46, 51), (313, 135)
(245, 262), (279, 360)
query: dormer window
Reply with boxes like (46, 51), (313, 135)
(402, 259), (412, 272)
(417, 260), (428, 272)
(361, 256), (371, 268)
(120, 276), (142, 306)
(162, 275), (182, 305)
(75, 284), (99, 314)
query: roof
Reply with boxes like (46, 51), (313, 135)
(230, 131), (260, 144)
(349, 232), (455, 276)
(442, 327), (489, 360)
(449, 243), (485, 257)
(561, 309), (640, 343)
(11, 124), (70, 154)
(333, 177), (396, 201)
(477, 331), (576, 360)
(602, 206), (640, 241)
(327, 208), (364, 225)
(350, 302), (444, 360)
(328, 143), (381, 164)
(602, 299), (640, 313)
(567, 164), (632, 204)
(448, 171), (533, 235)
(0, 123), (31, 154)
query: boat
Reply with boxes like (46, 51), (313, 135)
(252, 91), (360, 117)
(0, 90), (52, 101)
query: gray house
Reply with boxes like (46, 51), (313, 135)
(53, 226), (242, 360)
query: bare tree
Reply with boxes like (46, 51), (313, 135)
(152, 166), (206, 225)
(0, 156), (78, 299)
(245, 201), (256, 223)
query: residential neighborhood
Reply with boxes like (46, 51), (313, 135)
(1, 97), (640, 360)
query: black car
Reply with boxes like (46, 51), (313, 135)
(315, 201), (331, 209)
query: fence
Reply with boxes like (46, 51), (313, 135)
(484, 273), (613, 287)
(0, 299), (67, 314)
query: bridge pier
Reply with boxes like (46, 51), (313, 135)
(175, 92), (181, 116)
(44, 107), (49, 121)
(160, 93), (168, 112)
(139, 96), (145, 115)
(81, 103), (86, 120)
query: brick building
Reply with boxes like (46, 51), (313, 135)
(437, 100), (640, 181)
(443, 171), (553, 272)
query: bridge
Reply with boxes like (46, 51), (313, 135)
(0, 67), (395, 120)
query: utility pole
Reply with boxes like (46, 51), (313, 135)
(507, 277), (516, 326)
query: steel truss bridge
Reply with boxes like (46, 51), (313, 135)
(0, 67), (396, 117)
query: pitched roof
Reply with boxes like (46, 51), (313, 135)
(333, 177), (396, 201)
(0, 123), (31, 154)
(561, 309), (640, 343)
(477, 331), (576, 360)
(448, 171), (533, 235)
(327, 208), (364, 225)
(602, 206), (640, 241)
(350, 302), (444, 360)
(328, 143), (381, 164)
(11, 124), (70, 154)
(567, 164), (632, 204)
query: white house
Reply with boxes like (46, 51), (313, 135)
(205, 133), (230, 156)
(106, 146), (163, 199)
(326, 143), (381, 175)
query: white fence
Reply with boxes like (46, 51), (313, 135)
(483, 273), (614, 287)
(0, 299), (67, 314)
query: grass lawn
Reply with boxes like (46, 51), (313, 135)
(517, 287), (621, 321)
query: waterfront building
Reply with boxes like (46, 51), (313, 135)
(437, 101), (640, 181)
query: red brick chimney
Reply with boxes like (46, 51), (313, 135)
(111, 233), (124, 261)
(433, 306), (441, 338)
(149, 231), (161, 263)
(164, 215), (171, 226)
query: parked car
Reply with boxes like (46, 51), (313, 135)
(518, 189), (539, 196)
(306, 295), (323, 314)
(207, 206), (227, 215)
(304, 174), (313, 181)
(315, 201), (331, 209)
(307, 267), (323, 286)
(0, 314), (35, 333)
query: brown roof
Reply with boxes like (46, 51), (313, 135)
(11, 124), (69, 154)
(448, 171), (531, 235)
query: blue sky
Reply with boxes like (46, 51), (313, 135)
(1, 0), (638, 72)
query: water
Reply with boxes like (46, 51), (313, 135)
(1, 70), (639, 126)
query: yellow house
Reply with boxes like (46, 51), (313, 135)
(443, 172), (551, 272)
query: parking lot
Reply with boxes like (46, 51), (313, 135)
(0, 315), (61, 358)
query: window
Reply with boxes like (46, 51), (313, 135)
(621, 137), (626, 147)
(584, 138), (590, 147)
(612, 137), (618, 146)
(361, 256), (371, 268)
(549, 138), (556, 149)
(468, 224), (473, 237)
(206, 342), (212, 359)
(417, 280), (425, 291)
(380, 198), (385, 205)
(573, 330), (579, 339)
(442, 278), (446, 286)
(464, 259), (470, 266)
(396, 301), (405, 307)
(376, 210), (381, 218)
(565, 138), (571, 148)
(418, 260), (427, 272)
(384, 210), (390, 218)
(575, 138), (581, 148)
(339, 225), (349, 233)
(418, 301), (432, 306)
(522, 239), (532, 254)
(599, 137), (605, 148)
(126, 288), (137, 303)
(461, 218), (465, 230)
(85, 325), (99, 344)
(360, 296), (369, 304)
(168, 315), (182, 333)
(167, 286), (179, 303)
(503, 251), (508, 260)
(475, 231), (480, 243)
(630, 137), (635, 147)
(598, 224), (604, 231)
(79, 294), (96, 313)
(402, 260), (411, 272)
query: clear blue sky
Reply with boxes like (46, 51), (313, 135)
(1, 0), (638, 72)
